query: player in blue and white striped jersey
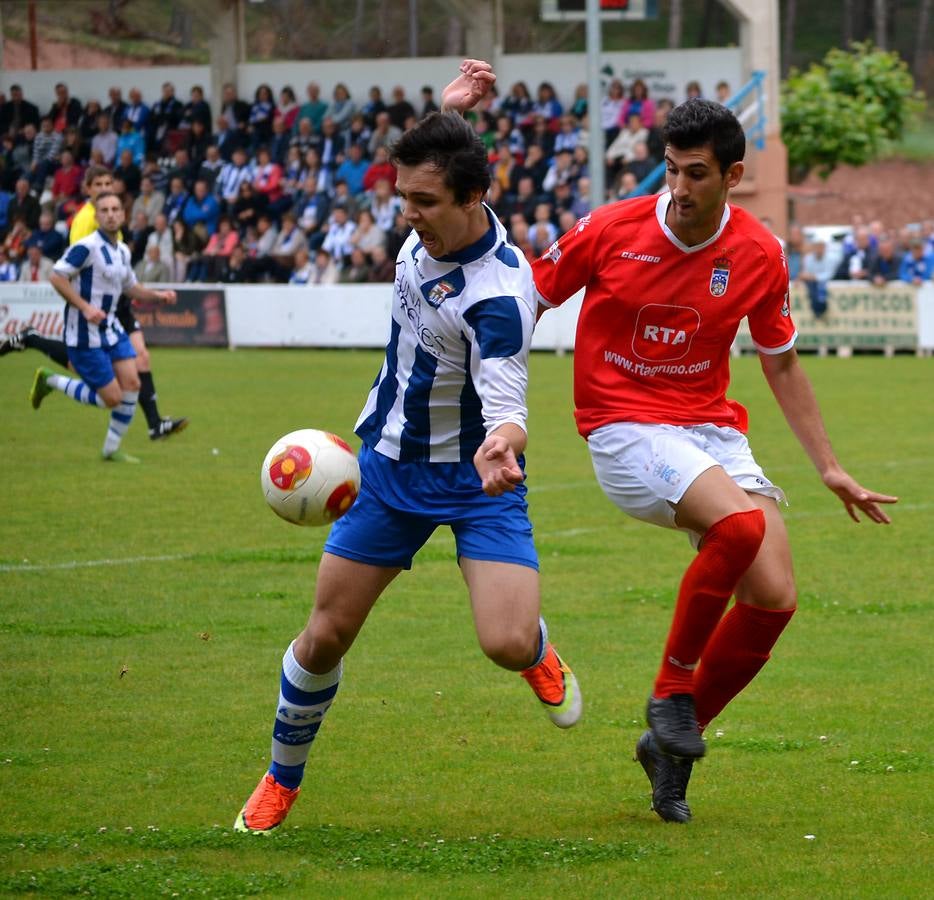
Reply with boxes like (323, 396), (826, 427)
(29, 192), (177, 462)
(234, 62), (582, 834)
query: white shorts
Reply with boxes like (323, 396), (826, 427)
(588, 422), (786, 539)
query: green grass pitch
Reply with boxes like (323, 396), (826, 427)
(0, 347), (930, 897)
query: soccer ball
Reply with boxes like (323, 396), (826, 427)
(260, 429), (360, 527)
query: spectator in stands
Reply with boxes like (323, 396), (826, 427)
(253, 145), (288, 219)
(297, 82), (328, 134)
(216, 146), (253, 210)
(529, 202), (557, 254)
(182, 178), (221, 239)
(150, 81), (184, 151)
(525, 115), (556, 159)
(542, 148), (576, 193)
(420, 86), (439, 119)
(8, 177), (39, 230)
(311, 246), (339, 284)
(11, 122), (36, 177)
(270, 211), (305, 268)
(685, 80), (703, 101)
(163, 175), (190, 225)
(48, 83), (82, 132)
(335, 142), (369, 199)
(183, 85), (212, 133)
(116, 118), (146, 166)
(126, 210), (152, 265)
(29, 209), (65, 260)
(366, 176), (399, 232)
(125, 87), (149, 135)
(606, 112), (648, 178)
(0, 246), (17, 280)
(326, 83), (356, 134)
(843, 226), (878, 280)
(198, 143), (224, 192)
(492, 114), (525, 159)
(518, 143), (549, 192)
(146, 212), (174, 269)
(290, 117), (317, 158)
(362, 145), (395, 193)
(350, 208), (386, 257)
(340, 247), (370, 284)
(135, 243), (172, 283)
(368, 244), (395, 282)
(77, 99), (102, 149)
(301, 147), (331, 197)
(30, 116), (63, 188)
(281, 145), (305, 196)
(368, 111), (402, 158)
(60, 125), (86, 166)
(90, 112), (117, 167)
(384, 209), (410, 261)
(105, 87), (128, 131)
(220, 243), (249, 283)
(197, 215), (240, 281)
(288, 246), (314, 284)
(17, 241), (52, 282)
(0, 85), (40, 137)
(321, 203), (355, 266)
(509, 175), (540, 224)
(600, 79), (626, 147)
(626, 140), (656, 183)
(3, 213), (31, 262)
(553, 114), (582, 155)
(646, 98), (673, 161)
(869, 236), (901, 285)
(614, 170), (639, 199)
(620, 78), (655, 129)
(186, 119), (212, 168)
(785, 223), (805, 280)
(249, 84), (275, 151)
(274, 86), (299, 134)
(715, 80), (732, 105)
(232, 179), (268, 234)
(172, 218), (204, 281)
(799, 241), (836, 317)
(317, 117), (345, 171)
(346, 113), (372, 152)
(899, 238), (934, 285)
(361, 86), (387, 129)
(167, 146), (196, 190)
(50, 150), (83, 214)
(501, 81), (533, 126)
(386, 86), (416, 132)
(533, 81), (563, 126)
(131, 174), (165, 226)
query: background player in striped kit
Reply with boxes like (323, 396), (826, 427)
(30, 192), (177, 462)
(2, 165), (187, 441)
(234, 64), (581, 834)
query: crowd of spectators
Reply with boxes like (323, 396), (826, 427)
(0, 75), (931, 292)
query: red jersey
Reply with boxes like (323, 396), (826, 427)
(532, 194), (796, 436)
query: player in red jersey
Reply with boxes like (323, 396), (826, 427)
(529, 98), (897, 822)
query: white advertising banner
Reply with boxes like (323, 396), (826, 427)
(0, 282), (64, 339)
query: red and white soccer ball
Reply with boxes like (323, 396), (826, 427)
(260, 429), (360, 526)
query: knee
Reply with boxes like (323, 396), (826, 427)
(479, 626), (538, 672)
(124, 375), (141, 393)
(708, 508), (766, 567)
(295, 617), (351, 672)
(737, 576), (797, 611)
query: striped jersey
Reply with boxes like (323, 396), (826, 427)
(53, 229), (137, 349)
(356, 206), (536, 463)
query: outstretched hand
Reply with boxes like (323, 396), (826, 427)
(474, 433), (524, 497)
(823, 469), (898, 524)
(441, 59), (496, 115)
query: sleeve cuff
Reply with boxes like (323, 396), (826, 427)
(754, 331), (797, 355)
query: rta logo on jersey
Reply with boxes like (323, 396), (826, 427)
(709, 255), (732, 297)
(632, 303), (700, 362)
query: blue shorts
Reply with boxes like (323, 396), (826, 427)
(67, 334), (136, 390)
(324, 444), (539, 571)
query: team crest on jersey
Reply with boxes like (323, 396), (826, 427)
(709, 255), (732, 297)
(427, 279), (455, 307)
(544, 241), (562, 263)
(576, 214), (592, 234)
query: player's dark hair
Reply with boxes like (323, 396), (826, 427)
(84, 164), (112, 186)
(93, 191), (120, 207)
(663, 99), (745, 173)
(390, 112), (490, 205)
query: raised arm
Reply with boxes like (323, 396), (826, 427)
(441, 59), (496, 115)
(759, 347), (897, 523)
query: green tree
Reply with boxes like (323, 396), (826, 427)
(781, 42), (925, 180)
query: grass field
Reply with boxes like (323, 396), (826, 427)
(0, 348), (931, 898)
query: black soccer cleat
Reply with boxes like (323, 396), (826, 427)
(635, 729), (694, 823)
(149, 416), (189, 440)
(647, 693), (706, 759)
(0, 328), (35, 356)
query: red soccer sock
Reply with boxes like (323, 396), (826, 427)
(653, 508), (765, 698)
(694, 601), (796, 730)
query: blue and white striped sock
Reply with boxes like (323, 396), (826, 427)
(47, 373), (106, 408)
(102, 390), (138, 455)
(269, 642), (342, 790)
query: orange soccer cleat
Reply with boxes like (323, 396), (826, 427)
(521, 643), (582, 729)
(234, 773), (300, 833)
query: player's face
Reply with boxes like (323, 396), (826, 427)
(664, 144), (743, 244)
(88, 175), (113, 200)
(96, 197), (125, 235)
(395, 162), (482, 259)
